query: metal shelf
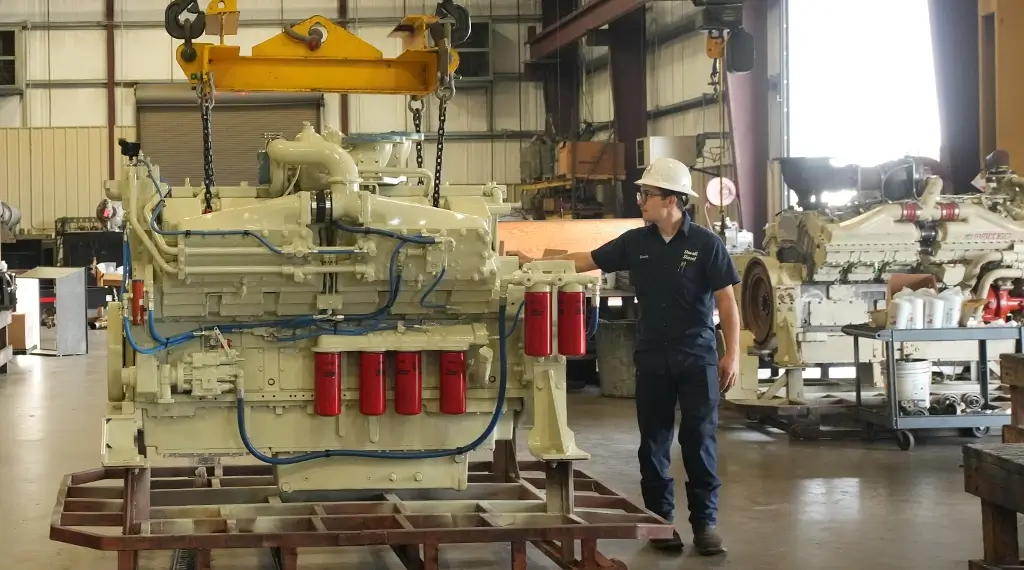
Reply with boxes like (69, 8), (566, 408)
(843, 323), (1023, 450)
(841, 324), (1024, 343)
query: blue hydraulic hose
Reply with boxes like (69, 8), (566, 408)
(333, 221), (436, 245)
(141, 161), (358, 256)
(419, 265), (447, 309)
(235, 302), (510, 464)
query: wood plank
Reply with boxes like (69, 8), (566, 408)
(965, 449), (1024, 516)
(1002, 425), (1024, 444)
(497, 219), (644, 270)
(982, 499), (1020, 565)
(1002, 354), (1024, 388)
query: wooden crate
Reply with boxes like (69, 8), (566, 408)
(999, 354), (1024, 442)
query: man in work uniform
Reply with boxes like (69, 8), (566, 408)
(511, 156), (740, 555)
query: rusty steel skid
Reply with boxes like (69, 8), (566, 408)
(50, 454), (673, 569)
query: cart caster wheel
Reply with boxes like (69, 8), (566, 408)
(968, 426), (990, 438)
(861, 423), (877, 442)
(745, 411), (762, 422)
(896, 430), (915, 451)
(789, 424), (817, 440)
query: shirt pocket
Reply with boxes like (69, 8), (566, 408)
(670, 253), (706, 306)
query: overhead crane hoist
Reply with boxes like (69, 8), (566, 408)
(162, 0), (471, 211)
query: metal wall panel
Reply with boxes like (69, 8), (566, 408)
(0, 126), (136, 232)
(136, 88), (321, 186)
(416, 140), (524, 184)
(581, 66), (613, 124)
(648, 33), (711, 109)
(1, 0), (104, 22)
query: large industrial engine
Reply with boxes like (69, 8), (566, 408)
(102, 123), (597, 493)
(0, 201), (20, 311)
(733, 154), (1024, 401)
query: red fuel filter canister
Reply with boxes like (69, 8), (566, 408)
(394, 352), (423, 415)
(313, 352), (342, 417)
(439, 351), (467, 415)
(359, 352), (387, 416)
(557, 288), (587, 357)
(523, 288), (552, 356)
(131, 279), (145, 326)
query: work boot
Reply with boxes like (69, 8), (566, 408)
(693, 525), (727, 556)
(649, 530), (684, 552)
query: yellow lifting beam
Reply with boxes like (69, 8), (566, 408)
(167, 0), (462, 97)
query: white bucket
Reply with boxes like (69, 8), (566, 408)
(882, 358), (931, 403)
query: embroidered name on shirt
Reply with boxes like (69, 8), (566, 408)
(678, 249), (699, 273)
(639, 254), (649, 260)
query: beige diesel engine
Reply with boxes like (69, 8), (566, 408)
(732, 156), (1024, 403)
(101, 124), (599, 493)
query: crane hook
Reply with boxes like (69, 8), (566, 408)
(434, 0), (471, 46)
(165, 0), (207, 40)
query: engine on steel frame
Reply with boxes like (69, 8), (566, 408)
(101, 122), (598, 493)
(734, 154), (1024, 401)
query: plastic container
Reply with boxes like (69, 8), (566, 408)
(922, 294), (945, 329)
(881, 358), (932, 404)
(939, 288), (963, 328)
(893, 288), (924, 329)
(596, 319), (637, 398)
(887, 298), (911, 329)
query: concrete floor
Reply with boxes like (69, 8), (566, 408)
(0, 331), (997, 569)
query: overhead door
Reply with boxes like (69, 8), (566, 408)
(135, 84), (322, 187)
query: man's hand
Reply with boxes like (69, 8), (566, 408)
(507, 250), (534, 265)
(718, 353), (738, 393)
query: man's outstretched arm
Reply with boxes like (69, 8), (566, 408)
(508, 251), (598, 273)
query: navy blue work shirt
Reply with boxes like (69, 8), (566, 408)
(591, 214), (740, 371)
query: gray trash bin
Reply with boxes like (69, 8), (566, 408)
(596, 319), (637, 398)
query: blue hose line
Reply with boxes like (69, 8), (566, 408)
(235, 301), (510, 464)
(504, 301), (525, 340)
(586, 301), (600, 339)
(419, 265), (447, 309)
(333, 221), (436, 245)
(141, 162), (357, 256)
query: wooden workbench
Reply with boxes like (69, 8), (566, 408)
(964, 443), (1024, 569)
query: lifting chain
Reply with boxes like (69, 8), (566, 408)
(197, 74), (216, 214)
(408, 97), (425, 183)
(432, 85), (454, 209)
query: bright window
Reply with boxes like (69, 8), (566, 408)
(787, 0), (941, 167)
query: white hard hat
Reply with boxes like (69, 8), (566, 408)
(636, 156), (696, 197)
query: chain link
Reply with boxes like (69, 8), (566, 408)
(432, 87), (454, 209)
(408, 98), (425, 185)
(198, 75), (216, 214)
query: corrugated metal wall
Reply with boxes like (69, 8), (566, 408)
(580, 2), (727, 136)
(0, 126), (136, 231)
(0, 0), (542, 207)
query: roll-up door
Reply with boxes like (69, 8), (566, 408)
(135, 84), (322, 186)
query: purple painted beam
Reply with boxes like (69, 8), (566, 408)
(725, 0), (770, 243)
(609, 8), (647, 218)
(528, 0), (651, 60)
(537, 0), (581, 138)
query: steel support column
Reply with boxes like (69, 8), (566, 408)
(537, 0), (581, 138)
(528, 0), (651, 60)
(610, 8), (647, 218)
(338, 0), (350, 133)
(726, 0), (770, 242)
(105, 0), (116, 179)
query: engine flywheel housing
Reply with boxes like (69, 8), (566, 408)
(741, 257), (776, 345)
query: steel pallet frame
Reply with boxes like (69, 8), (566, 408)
(49, 441), (672, 570)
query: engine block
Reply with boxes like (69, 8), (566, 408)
(102, 125), (598, 493)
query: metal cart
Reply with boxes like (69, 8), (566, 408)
(842, 324), (1023, 451)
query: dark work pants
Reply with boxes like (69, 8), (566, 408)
(634, 364), (720, 529)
